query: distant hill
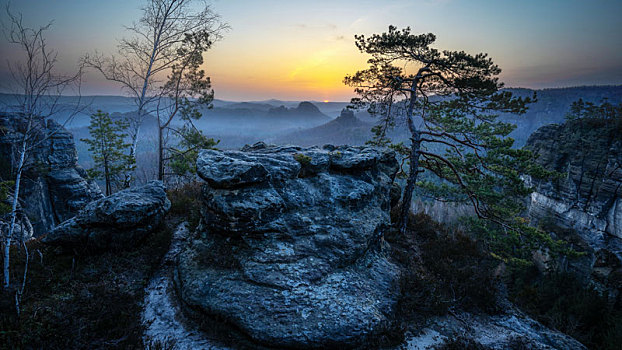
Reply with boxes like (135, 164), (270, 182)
(270, 85), (622, 149)
(502, 85), (622, 146)
(265, 102), (331, 126)
(196, 101), (332, 138)
(273, 109), (372, 146)
(3, 85), (621, 154)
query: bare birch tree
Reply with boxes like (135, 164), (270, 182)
(1, 6), (83, 290)
(82, 0), (227, 187)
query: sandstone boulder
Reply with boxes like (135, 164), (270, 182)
(176, 144), (400, 348)
(43, 181), (170, 250)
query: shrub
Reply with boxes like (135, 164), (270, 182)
(293, 153), (312, 165)
(508, 266), (622, 349)
(337, 211), (498, 347)
(386, 212), (501, 339)
(167, 181), (203, 229)
(0, 224), (172, 349)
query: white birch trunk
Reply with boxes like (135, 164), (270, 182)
(3, 139), (26, 289)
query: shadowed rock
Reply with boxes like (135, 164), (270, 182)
(0, 114), (103, 236)
(43, 181), (170, 251)
(525, 118), (622, 301)
(176, 144), (400, 348)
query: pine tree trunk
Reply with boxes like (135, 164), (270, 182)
(398, 80), (421, 235)
(104, 156), (111, 196)
(399, 132), (421, 234)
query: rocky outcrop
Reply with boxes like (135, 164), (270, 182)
(43, 181), (170, 251)
(405, 310), (586, 349)
(175, 144), (400, 348)
(0, 114), (103, 236)
(525, 119), (622, 242)
(525, 119), (622, 299)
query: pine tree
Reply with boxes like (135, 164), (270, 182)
(157, 31), (216, 182)
(345, 26), (562, 264)
(168, 124), (219, 183)
(81, 111), (133, 196)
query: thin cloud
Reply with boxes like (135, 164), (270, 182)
(291, 23), (339, 31)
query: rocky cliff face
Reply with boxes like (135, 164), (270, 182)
(525, 119), (622, 246)
(0, 114), (102, 236)
(175, 143), (401, 348)
(525, 119), (622, 297)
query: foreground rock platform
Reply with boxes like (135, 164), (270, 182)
(43, 181), (170, 251)
(176, 144), (401, 348)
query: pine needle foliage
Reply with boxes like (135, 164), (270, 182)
(344, 26), (565, 264)
(81, 111), (133, 196)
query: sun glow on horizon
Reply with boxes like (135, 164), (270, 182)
(2, 0), (621, 100)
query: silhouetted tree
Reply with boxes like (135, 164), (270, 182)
(566, 98), (622, 122)
(83, 0), (227, 186)
(345, 26), (542, 247)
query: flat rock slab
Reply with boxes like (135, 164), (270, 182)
(176, 144), (401, 348)
(405, 311), (586, 349)
(43, 181), (170, 251)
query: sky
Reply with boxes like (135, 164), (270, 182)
(0, 0), (621, 101)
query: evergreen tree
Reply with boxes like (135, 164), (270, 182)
(566, 98), (622, 122)
(168, 124), (219, 183)
(157, 31), (216, 182)
(345, 26), (561, 263)
(81, 111), (133, 196)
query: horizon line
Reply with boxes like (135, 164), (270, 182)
(1, 84), (621, 103)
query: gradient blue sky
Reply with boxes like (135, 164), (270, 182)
(1, 0), (621, 101)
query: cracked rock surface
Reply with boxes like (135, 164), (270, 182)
(176, 144), (400, 348)
(43, 181), (170, 251)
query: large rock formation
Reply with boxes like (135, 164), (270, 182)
(43, 181), (170, 251)
(175, 144), (401, 348)
(525, 119), (622, 248)
(525, 119), (622, 300)
(0, 114), (103, 236)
